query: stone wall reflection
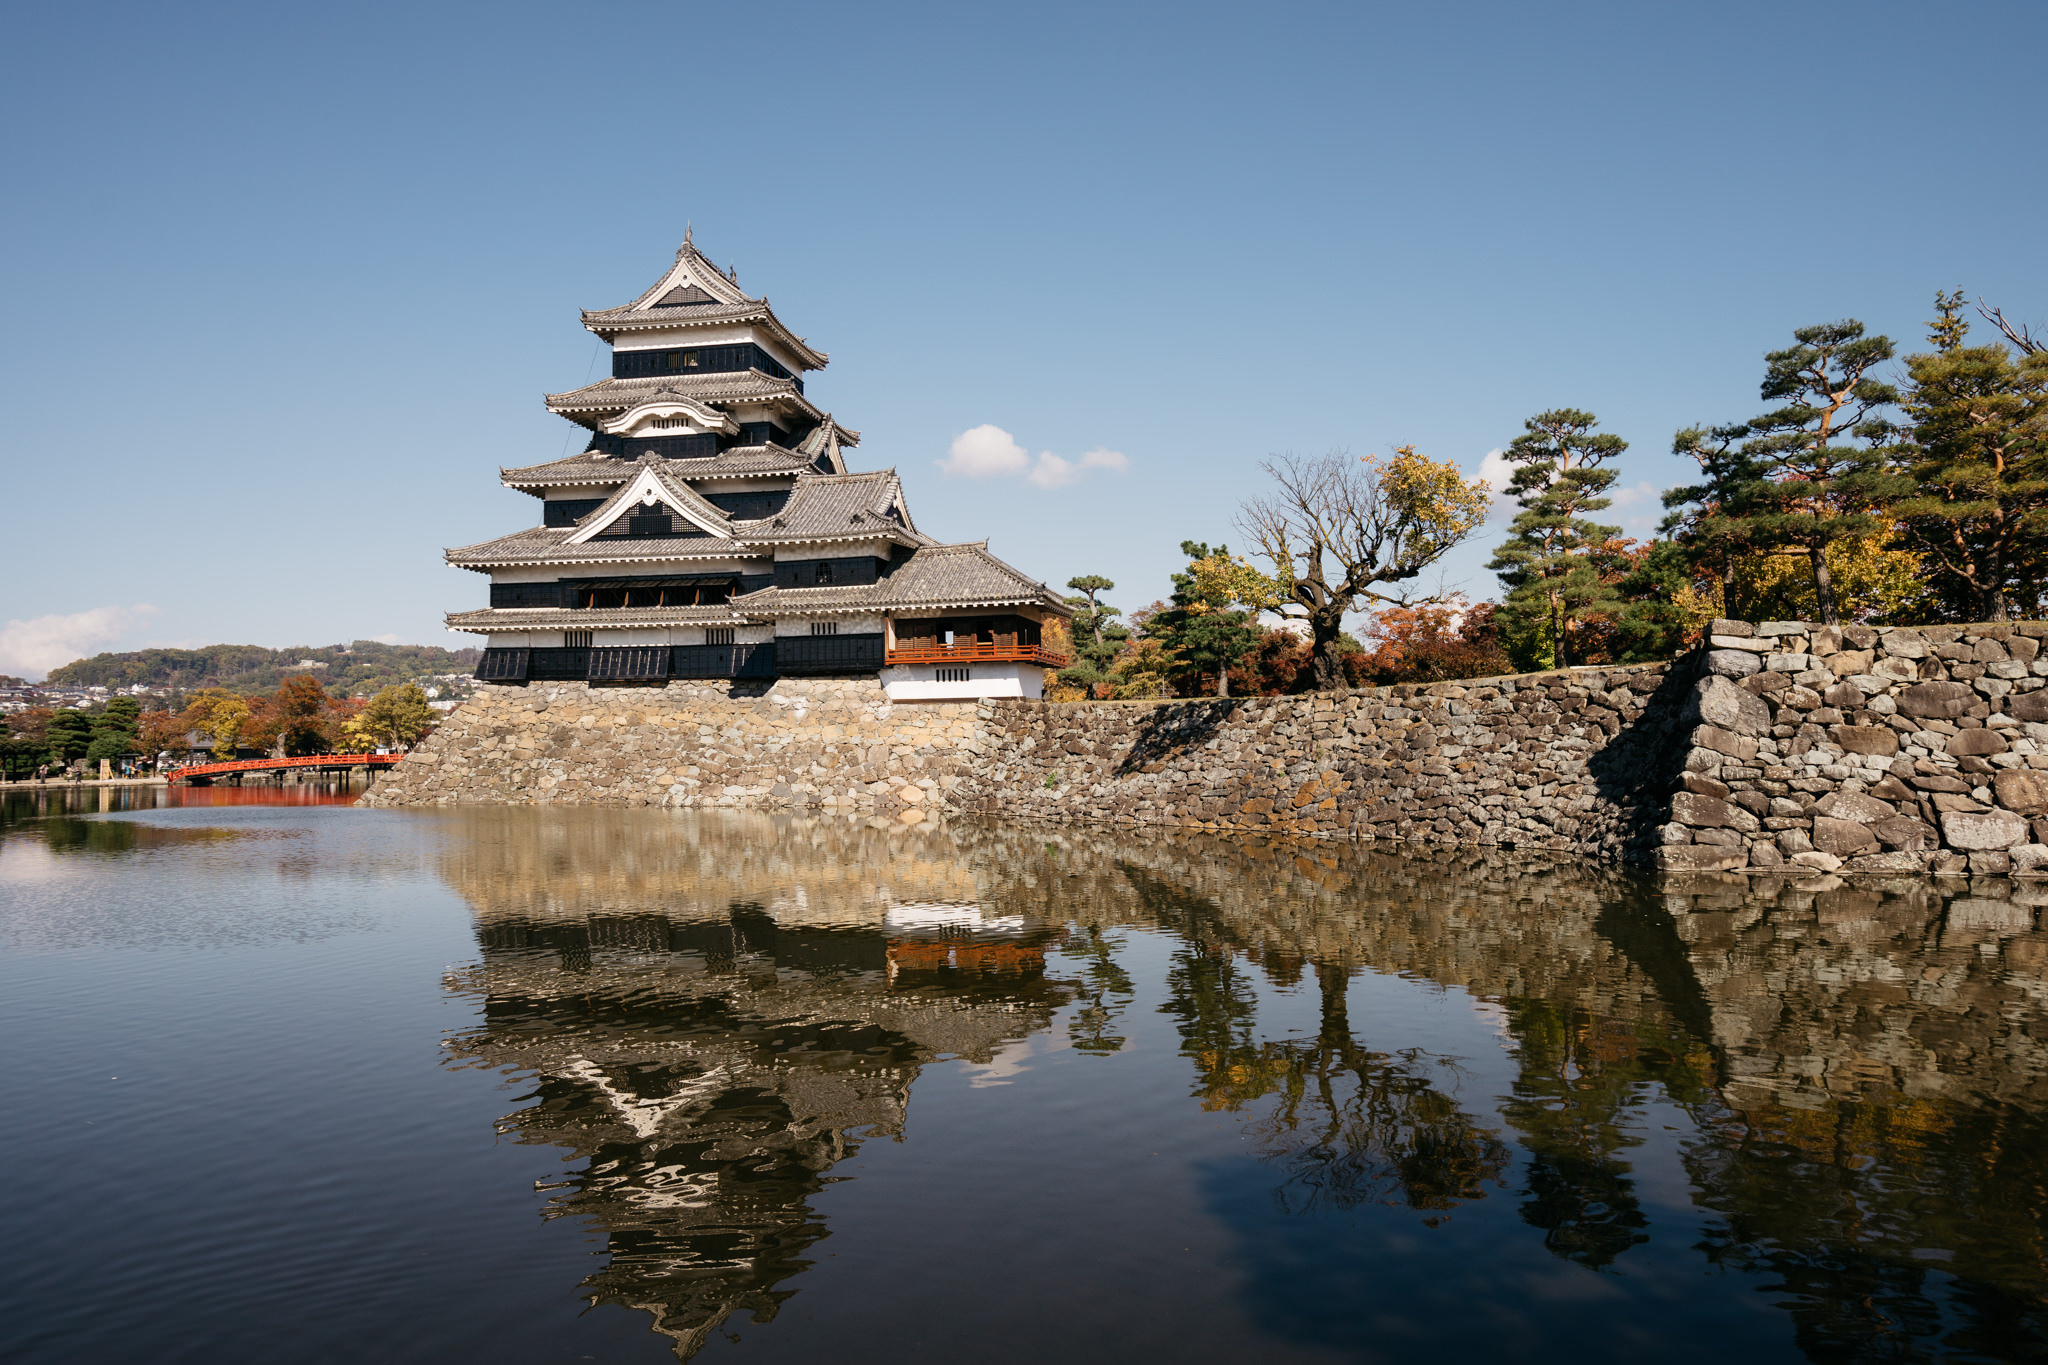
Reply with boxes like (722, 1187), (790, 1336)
(435, 811), (2048, 1360)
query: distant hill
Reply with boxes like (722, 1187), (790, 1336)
(45, 641), (482, 697)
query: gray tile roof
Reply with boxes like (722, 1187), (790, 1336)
(446, 606), (746, 631)
(445, 525), (758, 568)
(793, 414), (850, 475)
(731, 543), (1074, 616)
(545, 372), (822, 424)
(749, 471), (924, 545)
(502, 445), (831, 488)
(577, 238), (829, 369)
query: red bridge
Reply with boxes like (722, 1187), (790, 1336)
(169, 753), (405, 785)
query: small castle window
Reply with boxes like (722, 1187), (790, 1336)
(706, 628), (734, 645)
(564, 631), (593, 648)
(810, 621), (838, 636)
(936, 668), (970, 683)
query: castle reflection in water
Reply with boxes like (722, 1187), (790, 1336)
(434, 811), (2048, 1360)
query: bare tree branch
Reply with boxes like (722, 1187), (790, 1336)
(1978, 301), (2043, 355)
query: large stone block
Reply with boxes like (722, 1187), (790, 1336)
(1941, 808), (2030, 850)
(1670, 790), (1732, 827)
(1814, 791), (1897, 823)
(2008, 690), (2048, 722)
(1843, 851), (1928, 873)
(1811, 816), (1879, 856)
(1688, 675), (1770, 737)
(1897, 681), (1978, 719)
(1993, 768), (2048, 815)
(1693, 724), (1758, 761)
(1868, 817), (1936, 851)
(1706, 649), (1761, 678)
(1655, 845), (1748, 872)
(1831, 725), (1898, 757)
(1947, 728), (2010, 757)
(1880, 630), (1931, 659)
(2010, 843), (2048, 875)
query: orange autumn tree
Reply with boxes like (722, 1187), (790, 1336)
(1356, 596), (1513, 685)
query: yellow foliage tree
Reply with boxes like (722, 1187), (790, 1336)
(1237, 445), (1491, 690)
(1681, 533), (1922, 625)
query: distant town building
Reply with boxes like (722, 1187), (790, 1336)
(446, 234), (1072, 700)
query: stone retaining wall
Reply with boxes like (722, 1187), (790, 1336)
(361, 619), (2048, 878)
(360, 678), (977, 816)
(1656, 619), (2048, 877)
(951, 661), (1694, 863)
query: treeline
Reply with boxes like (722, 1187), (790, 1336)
(2, 676), (440, 775)
(45, 640), (482, 696)
(1055, 294), (2047, 697)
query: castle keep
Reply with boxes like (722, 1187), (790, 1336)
(447, 234), (1071, 701)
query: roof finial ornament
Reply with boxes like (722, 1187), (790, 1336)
(678, 223), (693, 259)
(727, 263), (738, 284)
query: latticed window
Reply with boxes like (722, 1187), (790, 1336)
(936, 668), (970, 683)
(810, 621), (838, 636)
(706, 628), (734, 645)
(563, 631), (593, 648)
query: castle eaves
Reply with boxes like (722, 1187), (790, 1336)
(731, 542), (1073, 617)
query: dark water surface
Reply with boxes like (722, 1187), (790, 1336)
(3, 788), (2045, 1363)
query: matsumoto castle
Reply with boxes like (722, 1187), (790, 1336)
(451, 234), (1072, 700)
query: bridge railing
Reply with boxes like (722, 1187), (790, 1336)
(169, 753), (403, 782)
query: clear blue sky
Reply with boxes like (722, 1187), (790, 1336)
(3, 0), (2043, 678)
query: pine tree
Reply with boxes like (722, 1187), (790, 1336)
(1663, 420), (1765, 616)
(1893, 292), (2048, 622)
(1487, 409), (1625, 669)
(1057, 575), (1131, 692)
(1735, 322), (1903, 625)
(1142, 542), (1266, 697)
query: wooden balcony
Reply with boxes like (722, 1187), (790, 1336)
(886, 641), (1072, 668)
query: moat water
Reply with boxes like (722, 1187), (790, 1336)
(2, 786), (2044, 1363)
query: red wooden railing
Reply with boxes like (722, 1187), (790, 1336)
(169, 753), (404, 783)
(885, 642), (1072, 668)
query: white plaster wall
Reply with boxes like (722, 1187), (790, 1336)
(881, 663), (1045, 701)
(770, 540), (891, 563)
(612, 324), (758, 351)
(692, 478), (798, 494)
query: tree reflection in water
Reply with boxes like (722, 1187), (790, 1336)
(429, 812), (2048, 1362)
(1142, 871), (1511, 1220)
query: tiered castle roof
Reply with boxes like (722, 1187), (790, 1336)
(447, 234), (1071, 643)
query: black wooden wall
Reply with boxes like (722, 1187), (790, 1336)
(610, 343), (800, 389)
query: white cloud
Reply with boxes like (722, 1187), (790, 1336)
(1474, 448), (1516, 519)
(1027, 447), (1129, 489)
(941, 425), (1130, 490)
(1608, 479), (1661, 509)
(369, 633), (405, 645)
(0, 604), (158, 681)
(938, 424), (1031, 478)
